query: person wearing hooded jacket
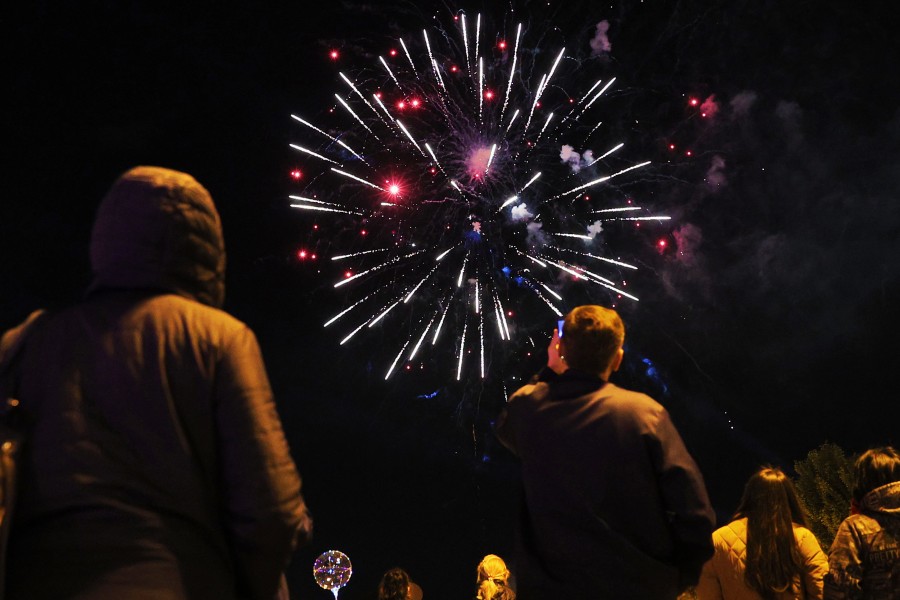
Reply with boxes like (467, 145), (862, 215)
(0, 166), (312, 599)
(824, 446), (900, 600)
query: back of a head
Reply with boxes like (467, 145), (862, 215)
(89, 166), (226, 308)
(562, 305), (624, 375)
(736, 467), (807, 598)
(853, 446), (900, 503)
(476, 554), (514, 600)
(378, 568), (410, 600)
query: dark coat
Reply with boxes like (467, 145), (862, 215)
(0, 167), (311, 600)
(496, 368), (715, 600)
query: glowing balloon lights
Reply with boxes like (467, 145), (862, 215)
(313, 550), (352, 599)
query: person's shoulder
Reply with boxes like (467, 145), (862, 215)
(508, 380), (550, 404)
(713, 518), (747, 544)
(600, 383), (666, 416)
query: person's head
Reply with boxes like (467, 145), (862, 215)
(853, 446), (900, 503)
(89, 166), (226, 308)
(734, 466), (808, 526)
(476, 554), (514, 600)
(735, 467), (808, 597)
(559, 305), (625, 378)
(378, 568), (422, 600)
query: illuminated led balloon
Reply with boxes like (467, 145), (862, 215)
(313, 550), (352, 599)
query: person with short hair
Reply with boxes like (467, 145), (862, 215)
(496, 305), (715, 599)
(377, 567), (423, 600)
(696, 466), (828, 599)
(824, 446), (900, 599)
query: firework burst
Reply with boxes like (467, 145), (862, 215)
(289, 11), (670, 382)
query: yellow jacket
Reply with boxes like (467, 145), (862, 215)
(697, 517), (828, 600)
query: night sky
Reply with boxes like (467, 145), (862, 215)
(4, 1), (899, 598)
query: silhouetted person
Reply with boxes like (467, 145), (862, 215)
(697, 466), (827, 599)
(496, 305), (715, 599)
(378, 567), (423, 600)
(476, 554), (516, 600)
(824, 446), (900, 599)
(0, 166), (312, 599)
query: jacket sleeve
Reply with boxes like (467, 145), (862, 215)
(797, 527), (828, 600)
(645, 407), (716, 589)
(215, 325), (313, 600)
(823, 519), (864, 600)
(695, 551), (724, 600)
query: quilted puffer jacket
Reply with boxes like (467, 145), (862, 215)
(824, 481), (900, 600)
(0, 167), (311, 600)
(697, 517), (828, 599)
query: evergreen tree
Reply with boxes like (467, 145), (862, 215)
(793, 442), (854, 547)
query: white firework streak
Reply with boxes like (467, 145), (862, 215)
(493, 301), (505, 339)
(334, 251), (424, 288)
(611, 216), (672, 222)
(534, 112), (554, 146)
(485, 144), (497, 173)
(474, 14), (481, 69)
(456, 318), (468, 381)
(474, 280), (480, 313)
(331, 167), (386, 191)
(289, 143), (340, 165)
(431, 58), (447, 92)
(323, 291), (377, 327)
(525, 48), (565, 131)
(479, 309), (485, 379)
(505, 108), (520, 133)
(331, 248), (391, 261)
(456, 252), (469, 287)
(379, 56), (402, 89)
(549, 161), (652, 201)
(576, 79), (604, 107)
(368, 298), (401, 327)
(460, 14), (470, 72)
(385, 339), (411, 379)
(584, 120), (603, 141)
(499, 195), (518, 210)
(424, 143), (446, 175)
(500, 23), (522, 121)
(372, 93), (396, 121)
(423, 30), (441, 87)
(551, 232), (593, 240)
(340, 320), (371, 345)
(399, 38), (418, 78)
(395, 119), (425, 155)
(592, 206), (642, 213)
(539, 255), (639, 301)
(290, 115), (368, 164)
(334, 94), (376, 136)
(339, 72), (386, 124)
(289, 203), (363, 216)
(408, 313), (437, 360)
(404, 265), (439, 302)
(550, 246), (638, 269)
(525, 278), (564, 316)
(493, 289), (511, 339)
(586, 142), (624, 167)
(288, 195), (351, 209)
(538, 281), (563, 300)
(520, 171), (541, 193)
(478, 57), (484, 122)
(577, 77), (616, 118)
(435, 244), (457, 261)
(432, 298), (452, 345)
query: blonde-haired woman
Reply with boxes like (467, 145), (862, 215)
(476, 554), (515, 600)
